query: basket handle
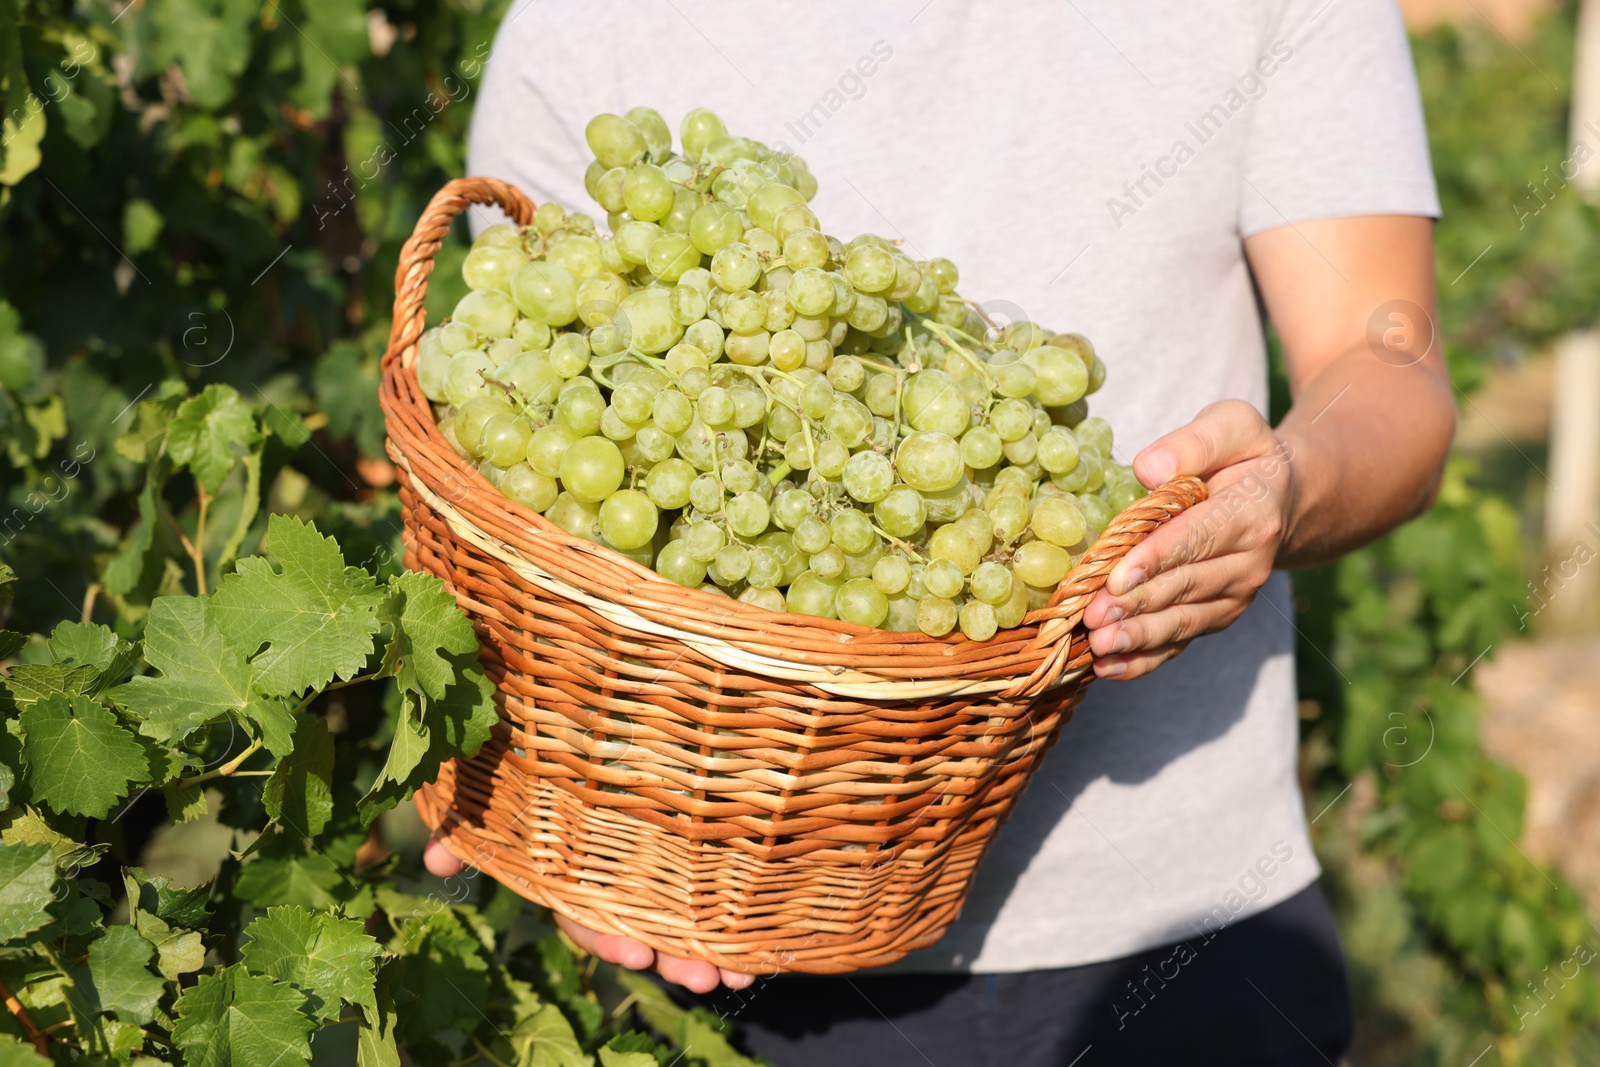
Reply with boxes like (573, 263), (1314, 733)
(384, 176), (537, 373)
(1010, 474), (1207, 695)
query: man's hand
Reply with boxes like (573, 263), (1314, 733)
(423, 836), (755, 994)
(1082, 400), (1292, 681)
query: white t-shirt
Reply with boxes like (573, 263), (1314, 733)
(464, 0), (1438, 972)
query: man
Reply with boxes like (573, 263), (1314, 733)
(427, 1), (1454, 1062)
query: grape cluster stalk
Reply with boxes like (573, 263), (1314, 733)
(417, 106), (1147, 639)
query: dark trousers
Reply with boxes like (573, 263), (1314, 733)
(681, 883), (1353, 1067)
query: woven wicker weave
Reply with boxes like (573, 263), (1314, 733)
(380, 177), (1206, 975)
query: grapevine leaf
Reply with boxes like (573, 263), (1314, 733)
(514, 1003), (594, 1067)
(262, 717), (333, 838)
(19, 694), (149, 819)
(72, 925), (166, 1025)
(0, 1035), (49, 1066)
(112, 597), (293, 755)
(102, 458), (168, 598)
(233, 853), (371, 916)
(0, 807), (109, 870)
(356, 963), (401, 1067)
(123, 867), (212, 929)
(314, 342), (386, 457)
(0, 630), (25, 660)
(163, 781), (209, 823)
(390, 904), (490, 1043)
(210, 515), (384, 698)
(172, 967), (315, 1067)
(0, 842), (55, 942)
(0, 765), (11, 812)
(46, 621), (136, 682)
(240, 906), (382, 1022)
(613, 971), (761, 1067)
(598, 1049), (657, 1067)
(380, 570), (479, 701)
(0, 662), (99, 713)
(357, 667), (496, 825)
(167, 384), (260, 494)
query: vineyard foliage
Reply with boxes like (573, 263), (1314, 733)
(0, 0), (1593, 1064)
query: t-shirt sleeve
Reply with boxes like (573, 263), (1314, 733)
(1238, 0), (1439, 237)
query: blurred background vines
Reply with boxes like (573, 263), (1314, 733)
(0, 0), (1596, 1064)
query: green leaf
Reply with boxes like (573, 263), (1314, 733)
(124, 867), (212, 930)
(0, 631), (23, 661)
(0, 1035), (49, 1067)
(166, 384), (260, 495)
(515, 1003), (594, 1067)
(390, 903), (490, 1043)
(0, 662), (99, 713)
(0, 99), (44, 187)
(122, 199), (164, 257)
(210, 515), (384, 698)
(356, 964), (401, 1067)
(112, 597), (292, 754)
(357, 667), (496, 825)
(614, 971), (760, 1067)
(73, 925), (167, 1025)
(164, 781), (209, 823)
(46, 621), (137, 683)
(172, 967), (315, 1067)
(234, 853), (370, 915)
(147, 0), (257, 110)
(381, 570), (479, 701)
(19, 693), (149, 819)
(313, 342), (386, 458)
(240, 906), (382, 1022)
(263, 717), (333, 838)
(0, 841), (55, 942)
(598, 1049), (656, 1067)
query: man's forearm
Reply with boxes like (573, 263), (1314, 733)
(1273, 343), (1456, 569)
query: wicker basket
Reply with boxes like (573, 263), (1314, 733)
(380, 177), (1205, 975)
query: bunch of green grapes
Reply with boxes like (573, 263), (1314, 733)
(415, 106), (1147, 640)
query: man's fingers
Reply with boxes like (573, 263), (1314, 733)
(554, 914), (656, 970)
(654, 953), (725, 994)
(719, 967), (756, 990)
(423, 836), (466, 878)
(1094, 640), (1192, 681)
(1086, 553), (1267, 628)
(1088, 598), (1248, 660)
(1133, 399), (1274, 489)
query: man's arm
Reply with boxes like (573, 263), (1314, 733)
(1082, 214), (1455, 679)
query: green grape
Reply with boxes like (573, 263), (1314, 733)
(740, 586), (787, 612)
(611, 380), (655, 425)
(872, 554), (911, 595)
(764, 288), (797, 331)
(634, 425), (675, 464)
(511, 262), (579, 326)
(843, 292), (886, 333)
(864, 373), (900, 417)
(995, 574), (1031, 629)
(809, 545), (845, 580)
(786, 267), (834, 317)
(644, 233), (700, 283)
(960, 426), (1004, 470)
(1031, 495), (1086, 547)
(987, 494), (1031, 544)
(1075, 416), (1115, 455)
(669, 284), (709, 324)
(958, 509), (995, 554)
(990, 398), (1033, 442)
(1032, 408), (1053, 440)
(793, 514), (832, 554)
(440, 321), (479, 354)
(481, 413), (532, 467)
(651, 390), (694, 435)
(695, 386), (733, 426)
(1002, 432), (1038, 466)
(1076, 492), (1112, 535)
(547, 234), (602, 282)
(772, 202), (820, 243)
(970, 561), (1013, 605)
(887, 255), (922, 301)
(813, 439), (849, 479)
(532, 201), (566, 231)
(643, 457), (695, 509)
(624, 105), (672, 160)
(676, 417), (717, 470)
(726, 492), (770, 537)
(526, 424), (578, 478)
(843, 244), (895, 292)
(928, 523), (982, 576)
(958, 600), (998, 641)
(614, 220), (661, 265)
(719, 459), (758, 495)
(689, 472), (723, 514)
(444, 350), (497, 407)
(772, 489), (814, 530)
(599, 406), (632, 442)
(558, 436), (625, 503)
(613, 287), (683, 354)
(783, 228), (830, 271)
(728, 380), (767, 426)
(710, 243), (761, 292)
(546, 493), (604, 544)
(598, 489), (658, 550)
(417, 330), (452, 403)
(474, 223), (522, 248)
(836, 578), (889, 628)
(594, 167), (628, 213)
(926, 257), (959, 294)
(1037, 427), (1081, 474)
(588, 323), (627, 357)
(874, 486), (926, 538)
(746, 182), (806, 231)
(1013, 541), (1072, 588)
(798, 375), (835, 419)
(842, 450), (894, 503)
(1078, 448), (1106, 491)
(1028, 345), (1090, 406)
(656, 540), (708, 587)
(502, 463), (559, 512)
(683, 520), (726, 563)
(714, 542), (752, 583)
(923, 558), (964, 599)
(1004, 321), (1046, 351)
(827, 510), (874, 555)
(1107, 482), (1140, 515)
(995, 360), (1037, 398)
(494, 353), (562, 405)
(895, 431), (964, 492)
(827, 355), (864, 392)
(824, 399), (871, 448)
(885, 595), (920, 632)
(746, 546), (784, 589)
(791, 313), (829, 341)
(556, 387), (605, 436)
(905, 563), (928, 600)
(916, 595), (958, 637)
(722, 290), (767, 333)
(462, 246), (525, 294)
(585, 113), (647, 169)
(786, 571), (841, 618)
(904, 273), (940, 315)
(922, 480), (973, 524)
(685, 319), (726, 361)
(455, 395), (514, 457)
(666, 341), (710, 376)
(689, 202), (744, 255)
